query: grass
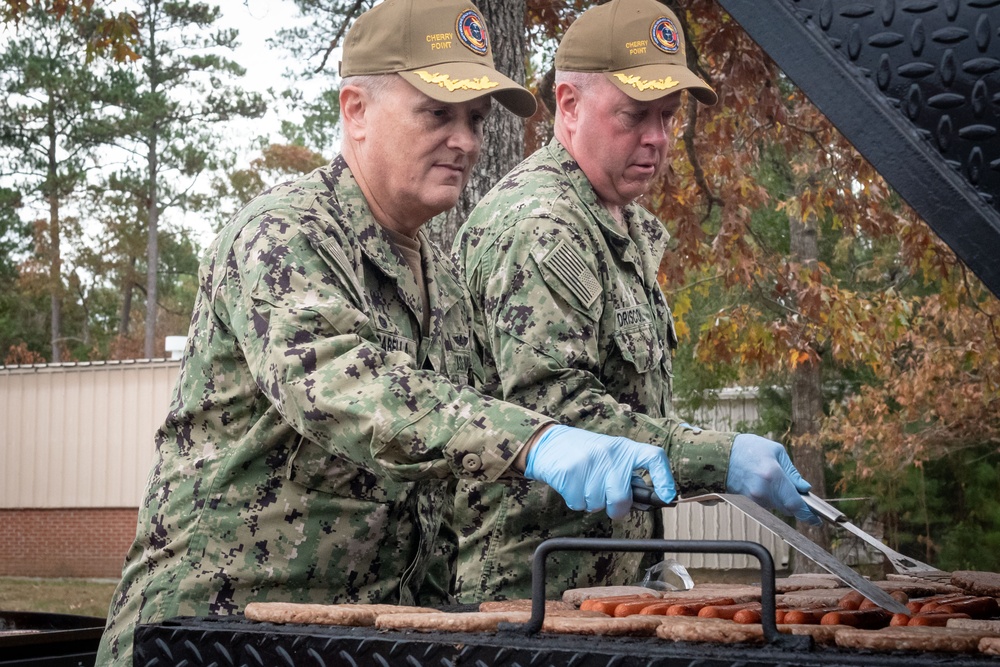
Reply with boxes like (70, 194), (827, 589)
(0, 570), (791, 620)
(0, 577), (118, 619)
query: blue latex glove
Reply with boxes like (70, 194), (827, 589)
(524, 424), (676, 520)
(726, 434), (821, 525)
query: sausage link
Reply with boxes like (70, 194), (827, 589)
(858, 591), (908, 610)
(637, 602), (677, 616)
(935, 597), (999, 617)
(907, 594), (970, 614)
(918, 595), (975, 614)
(665, 597), (738, 616)
(733, 609), (763, 624)
(837, 591), (866, 611)
(697, 602), (762, 620)
(612, 599), (666, 617)
(580, 594), (657, 615)
(783, 606), (842, 625)
(907, 612), (972, 626)
(636, 597), (733, 616)
(820, 608), (892, 628)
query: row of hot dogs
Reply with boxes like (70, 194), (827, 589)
(573, 590), (1000, 629)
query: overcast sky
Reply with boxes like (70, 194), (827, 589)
(218, 0), (316, 153)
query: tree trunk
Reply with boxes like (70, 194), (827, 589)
(788, 205), (829, 572)
(144, 137), (159, 359)
(426, 0), (528, 250)
(47, 108), (62, 363)
(48, 193), (61, 363)
(119, 255), (136, 337)
(143, 10), (160, 359)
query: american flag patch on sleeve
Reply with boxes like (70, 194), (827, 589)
(542, 239), (601, 308)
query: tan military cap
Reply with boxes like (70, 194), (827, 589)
(556, 0), (718, 106)
(340, 0), (537, 117)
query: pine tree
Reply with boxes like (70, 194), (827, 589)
(0, 7), (122, 360)
(109, 0), (265, 357)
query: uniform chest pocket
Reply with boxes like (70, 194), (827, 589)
(445, 349), (475, 386)
(286, 437), (413, 503)
(613, 324), (663, 374)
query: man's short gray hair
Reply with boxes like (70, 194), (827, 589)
(341, 74), (397, 100)
(553, 70), (602, 95)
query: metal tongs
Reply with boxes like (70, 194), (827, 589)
(801, 492), (950, 582)
(629, 481), (913, 615)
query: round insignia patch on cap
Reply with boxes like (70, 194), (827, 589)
(457, 9), (489, 55)
(650, 17), (680, 53)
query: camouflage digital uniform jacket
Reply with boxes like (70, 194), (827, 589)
(451, 140), (737, 602)
(96, 156), (552, 666)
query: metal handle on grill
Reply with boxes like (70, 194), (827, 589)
(497, 537), (811, 650)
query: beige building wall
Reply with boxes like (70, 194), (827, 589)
(0, 360), (180, 508)
(1, 361), (789, 573)
(664, 388), (792, 570)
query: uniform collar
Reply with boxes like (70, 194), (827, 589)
(329, 156), (466, 341)
(545, 139), (670, 285)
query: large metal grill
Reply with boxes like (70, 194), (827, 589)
(134, 613), (998, 667)
(134, 539), (998, 667)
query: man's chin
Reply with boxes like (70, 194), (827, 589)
(420, 194), (463, 219)
(429, 186), (464, 208)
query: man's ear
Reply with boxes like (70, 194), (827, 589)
(340, 85), (368, 142)
(554, 81), (580, 132)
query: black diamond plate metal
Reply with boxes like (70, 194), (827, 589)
(717, 0), (1000, 298)
(134, 616), (1000, 667)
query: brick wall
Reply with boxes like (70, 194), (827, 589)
(0, 508), (138, 578)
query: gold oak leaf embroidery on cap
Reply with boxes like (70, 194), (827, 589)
(414, 70), (499, 91)
(613, 73), (680, 92)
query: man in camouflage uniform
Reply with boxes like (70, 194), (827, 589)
(453, 0), (818, 602)
(96, 1), (683, 664)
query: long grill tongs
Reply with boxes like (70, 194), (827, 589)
(801, 492), (950, 583)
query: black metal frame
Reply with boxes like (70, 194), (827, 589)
(717, 0), (1000, 298)
(0, 611), (104, 666)
(134, 613), (1000, 666)
(497, 536), (809, 648)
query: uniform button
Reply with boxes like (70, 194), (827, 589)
(462, 453), (483, 472)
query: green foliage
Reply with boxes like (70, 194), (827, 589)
(2, 1), (140, 62)
(279, 87), (341, 155)
(0, 1), (265, 359)
(99, 0), (266, 355)
(268, 0), (374, 157)
(0, 6), (128, 360)
(0, 188), (47, 359)
(836, 443), (1000, 572)
(0, 187), (25, 279)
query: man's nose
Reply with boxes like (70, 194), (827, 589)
(448, 119), (482, 154)
(642, 119), (670, 147)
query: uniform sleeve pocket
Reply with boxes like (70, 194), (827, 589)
(286, 436), (412, 502)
